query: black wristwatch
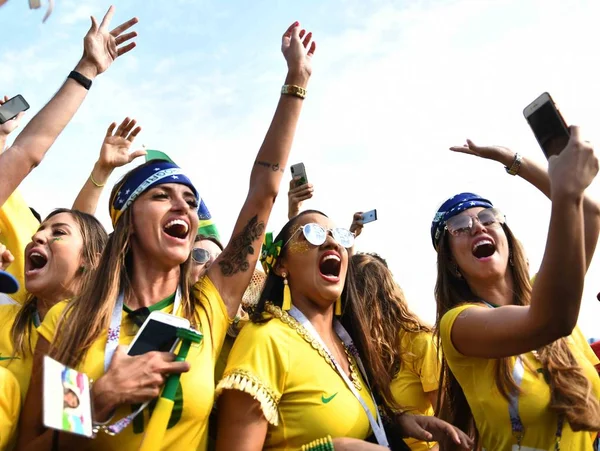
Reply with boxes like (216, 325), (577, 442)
(68, 70), (92, 90)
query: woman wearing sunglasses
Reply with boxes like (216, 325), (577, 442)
(432, 127), (600, 450)
(191, 234), (223, 282)
(216, 210), (472, 451)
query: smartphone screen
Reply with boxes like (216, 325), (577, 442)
(525, 100), (569, 158)
(361, 209), (377, 224)
(0, 95), (30, 124)
(128, 320), (180, 356)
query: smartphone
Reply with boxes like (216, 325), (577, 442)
(523, 92), (570, 158)
(0, 94), (30, 124)
(290, 163), (308, 187)
(127, 311), (190, 356)
(361, 209), (377, 224)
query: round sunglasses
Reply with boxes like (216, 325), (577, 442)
(192, 247), (216, 264)
(445, 207), (505, 237)
(285, 223), (355, 249)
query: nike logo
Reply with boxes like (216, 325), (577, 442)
(321, 393), (338, 404)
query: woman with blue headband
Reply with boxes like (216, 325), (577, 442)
(431, 127), (600, 450)
(17, 21), (315, 451)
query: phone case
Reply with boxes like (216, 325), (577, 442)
(361, 210), (377, 224)
(290, 163), (308, 187)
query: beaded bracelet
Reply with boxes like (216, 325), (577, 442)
(300, 435), (334, 451)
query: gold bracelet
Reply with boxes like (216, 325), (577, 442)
(504, 153), (522, 176)
(281, 84), (306, 99)
(89, 172), (106, 188)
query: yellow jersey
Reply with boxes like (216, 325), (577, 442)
(0, 304), (37, 401)
(0, 366), (20, 450)
(0, 190), (39, 304)
(38, 276), (229, 451)
(441, 304), (600, 451)
(390, 330), (439, 451)
(216, 305), (377, 450)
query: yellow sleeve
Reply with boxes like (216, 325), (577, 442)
(0, 190), (39, 304)
(215, 321), (287, 426)
(37, 301), (68, 344)
(193, 276), (230, 360)
(0, 366), (20, 450)
(570, 326), (600, 367)
(404, 331), (440, 393)
(439, 304), (479, 362)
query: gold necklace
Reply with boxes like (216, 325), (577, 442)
(265, 303), (362, 391)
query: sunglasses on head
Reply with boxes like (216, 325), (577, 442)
(192, 247), (213, 264)
(445, 207), (505, 237)
(285, 223), (355, 249)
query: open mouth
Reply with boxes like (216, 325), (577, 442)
(163, 219), (189, 240)
(472, 239), (496, 259)
(27, 250), (48, 274)
(319, 252), (341, 280)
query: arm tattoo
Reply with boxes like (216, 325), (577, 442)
(254, 160), (284, 173)
(219, 215), (266, 276)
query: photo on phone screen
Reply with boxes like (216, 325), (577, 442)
(0, 94), (30, 124)
(290, 163), (308, 187)
(128, 313), (189, 356)
(523, 92), (570, 158)
(361, 209), (377, 224)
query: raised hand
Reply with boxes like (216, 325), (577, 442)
(288, 177), (314, 219)
(450, 139), (513, 163)
(97, 117), (145, 171)
(349, 212), (364, 238)
(397, 414), (473, 450)
(79, 5), (138, 78)
(281, 22), (316, 83)
(0, 95), (25, 137)
(548, 125), (598, 198)
(0, 244), (14, 271)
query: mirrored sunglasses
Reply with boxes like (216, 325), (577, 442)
(285, 223), (355, 249)
(445, 207), (505, 237)
(192, 247), (211, 264)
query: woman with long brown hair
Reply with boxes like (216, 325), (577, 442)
(342, 253), (440, 451)
(216, 210), (472, 451)
(432, 127), (600, 450)
(16, 20), (316, 451)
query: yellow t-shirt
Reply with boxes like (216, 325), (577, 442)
(0, 304), (37, 401)
(390, 330), (439, 451)
(441, 304), (600, 451)
(38, 276), (229, 451)
(216, 305), (377, 450)
(0, 190), (39, 304)
(0, 366), (20, 451)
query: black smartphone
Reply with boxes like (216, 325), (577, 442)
(523, 92), (570, 158)
(127, 311), (190, 356)
(0, 94), (30, 124)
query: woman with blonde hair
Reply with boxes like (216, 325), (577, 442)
(342, 253), (440, 451)
(432, 127), (600, 450)
(17, 20), (315, 451)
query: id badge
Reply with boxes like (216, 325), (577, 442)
(43, 356), (93, 437)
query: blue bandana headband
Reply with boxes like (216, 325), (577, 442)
(430, 192), (494, 250)
(110, 160), (199, 226)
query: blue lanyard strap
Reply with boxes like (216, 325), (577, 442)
(288, 306), (389, 448)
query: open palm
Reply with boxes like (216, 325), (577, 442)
(98, 118), (145, 169)
(281, 22), (316, 79)
(450, 139), (512, 161)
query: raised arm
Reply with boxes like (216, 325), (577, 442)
(209, 22), (316, 318)
(72, 117), (144, 214)
(0, 5), (138, 207)
(450, 137), (600, 270)
(0, 95), (26, 152)
(449, 127), (599, 358)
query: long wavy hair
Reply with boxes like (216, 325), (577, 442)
(434, 223), (600, 450)
(50, 161), (206, 368)
(251, 210), (327, 322)
(11, 208), (107, 358)
(341, 252), (432, 413)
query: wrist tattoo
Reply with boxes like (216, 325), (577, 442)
(255, 160), (284, 173)
(219, 215), (265, 276)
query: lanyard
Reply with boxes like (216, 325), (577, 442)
(288, 306), (389, 448)
(480, 301), (563, 449)
(100, 288), (182, 435)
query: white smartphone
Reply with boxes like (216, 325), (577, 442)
(290, 163), (308, 187)
(361, 209), (377, 224)
(127, 311), (190, 356)
(523, 92), (570, 159)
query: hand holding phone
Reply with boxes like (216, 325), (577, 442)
(523, 92), (570, 159)
(128, 311), (190, 356)
(0, 94), (29, 126)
